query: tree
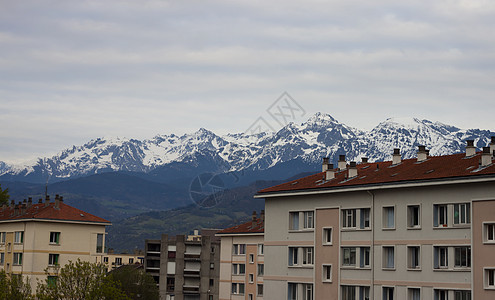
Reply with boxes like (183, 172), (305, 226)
(36, 259), (130, 300)
(0, 270), (33, 300)
(110, 265), (159, 300)
(0, 184), (9, 205)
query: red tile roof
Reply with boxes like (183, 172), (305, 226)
(0, 201), (111, 224)
(258, 152), (495, 195)
(216, 218), (264, 235)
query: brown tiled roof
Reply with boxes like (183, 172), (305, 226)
(0, 201), (111, 224)
(258, 152), (495, 195)
(216, 218), (264, 235)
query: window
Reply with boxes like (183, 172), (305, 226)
(360, 208), (370, 229)
(103, 257), (108, 263)
(14, 231), (24, 244)
(249, 273), (254, 283)
(454, 203), (470, 225)
(383, 287), (394, 300)
(434, 289), (449, 300)
(231, 283), (245, 295)
(232, 263), (246, 275)
(209, 279), (214, 286)
(322, 265), (332, 282)
(289, 247), (298, 266)
(13, 252), (22, 265)
(407, 205), (420, 228)
(323, 228), (332, 244)
(257, 284), (263, 296)
(408, 288), (420, 300)
(454, 247), (470, 268)
(383, 207), (395, 229)
(485, 269), (495, 289)
(383, 246), (394, 269)
(408, 246), (421, 269)
(48, 254), (59, 266)
(289, 212), (300, 230)
(342, 209), (357, 228)
(485, 223), (495, 242)
(96, 233), (103, 253)
(304, 284), (313, 300)
(0, 232), (5, 244)
(302, 247), (314, 265)
(0, 253), (4, 265)
(129, 258), (134, 264)
(258, 263), (264, 276)
(454, 290), (471, 300)
(342, 285), (356, 300)
(288, 283), (297, 300)
(342, 247), (356, 266)
(209, 262), (214, 269)
(303, 211), (314, 229)
(434, 246), (449, 269)
(50, 232), (61, 244)
(233, 244), (246, 255)
(248, 294), (253, 300)
(359, 286), (370, 300)
(258, 244), (264, 255)
(249, 253), (254, 263)
(115, 257), (122, 266)
(434, 204), (448, 227)
(360, 247), (370, 268)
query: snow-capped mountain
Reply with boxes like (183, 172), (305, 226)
(1, 113), (493, 183)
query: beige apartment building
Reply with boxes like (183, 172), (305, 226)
(255, 139), (495, 300)
(0, 194), (110, 291)
(216, 211), (265, 300)
(99, 252), (144, 272)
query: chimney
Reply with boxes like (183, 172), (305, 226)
(481, 147), (492, 166)
(59, 196), (63, 203)
(417, 145), (427, 162)
(20, 203), (26, 215)
(392, 148), (401, 165)
(466, 140), (476, 157)
(45, 195), (50, 207)
(55, 196), (60, 209)
(10, 200), (15, 208)
(490, 136), (495, 157)
(325, 164), (335, 180)
(38, 198), (43, 204)
(361, 157), (368, 163)
(338, 155), (347, 170)
(14, 204), (19, 216)
(348, 161), (358, 178)
(321, 157), (330, 172)
(252, 211), (257, 228)
(27, 197), (32, 208)
(1, 203), (6, 211)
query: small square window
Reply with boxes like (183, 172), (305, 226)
(13, 252), (23, 265)
(50, 232), (61, 244)
(48, 253), (59, 266)
(103, 257), (108, 263)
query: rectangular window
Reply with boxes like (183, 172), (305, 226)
(303, 211), (314, 229)
(323, 228), (332, 244)
(454, 247), (471, 268)
(289, 247), (298, 266)
(115, 257), (122, 265)
(288, 283), (297, 300)
(304, 284), (313, 300)
(303, 247), (314, 265)
(434, 204), (448, 227)
(210, 262), (214, 269)
(486, 269), (495, 289)
(249, 253), (254, 263)
(359, 286), (370, 300)
(360, 247), (370, 268)
(383, 207), (395, 229)
(0, 232), (5, 244)
(342, 247), (356, 266)
(0, 253), (4, 265)
(233, 244), (246, 255)
(289, 212), (300, 230)
(383, 287), (394, 300)
(408, 205), (420, 228)
(408, 246), (421, 269)
(341, 285), (356, 300)
(13, 252), (22, 265)
(258, 244), (264, 255)
(14, 231), (24, 244)
(249, 273), (254, 283)
(96, 233), (103, 253)
(258, 263), (264, 276)
(129, 258), (134, 264)
(360, 208), (370, 229)
(454, 203), (470, 225)
(257, 284), (263, 296)
(231, 283), (245, 295)
(434, 289), (449, 300)
(322, 265), (332, 282)
(103, 257), (108, 263)
(486, 224), (495, 242)
(48, 254), (59, 266)
(232, 263), (246, 275)
(408, 288), (420, 300)
(342, 209), (357, 228)
(50, 232), (61, 244)
(454, 290), (471, 300)
(434, 246), (449, 269)
(209, 279), (214, 286)
(383, 247), (395, 269)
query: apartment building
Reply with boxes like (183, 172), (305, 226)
(216, 211), (265, 300)
(144, 229), (221, 300)
(255, 139), (495, 300)
(0, 194), (110, 291)
(99, 252), (144, 272)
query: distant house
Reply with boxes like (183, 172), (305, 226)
(100, 251), (144, 272)
(216, 211), (265, 300)
(0, 194), (111, 291)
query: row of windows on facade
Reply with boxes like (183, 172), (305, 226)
(102, 257), (135, 265)
(231, 283), (264, 298)
(232, 263), (264, 276)
(0, 231), (105, 252)
(289, 203), (472, 231)
(0, 252), (60, 266)
(232, 243), (264, 255)
(287, 245), (472, 271)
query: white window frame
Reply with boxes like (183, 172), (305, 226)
(232, 263), (246, 275)
(257, 263), (264, 276)
(258, 244), (264, 255)
(484, 268), (495, 289)
(323, 227), (333, 245)
(484, 223), (495, 243)
(383, 206), (395, 229)
(322, 264), (332, 282)
(360, 247), (370, 268)
(233, 244), (246, 255)
(249, 273), (254, 283)
(249, 253), (254, 264)
(407, 246), (421, 270)
(454, 246), (471, 268)
(434, 289), (449, 300)
(14, 231), (24, 244)
(407, 205), (421, 229)
(342, 247), (356, 267)
(434, 204), (448, 228)
(341, 285), (356, 300)
(302, 247), (314, 266)
(303, 283), (313, 300)
(342, 209), (357, 228)
(303, 211), (314, 229)
(0, 232), (5, 244)
(231, 283), (245, 295)
(453, 203), (470, 225)
(48, 253), (59, 266)
(382, 246), (395, 270)
(408, 287), (420, 300)
(434, 246), (449, 269)
(382, 286), (394, 300)
(453, 290), (471, 300)
(360, 208), (371, 229)
(13, 252), (22, 265)
(257, 284), (263, 296)
(289, 212), (300, 230)
(288, 247), (299, 266)
(49, 232), (61, 244)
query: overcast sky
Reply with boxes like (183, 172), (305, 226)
(1, 0), (494, 164)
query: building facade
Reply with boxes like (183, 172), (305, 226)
(99, 252), (144, 272)
(216, 211), (265, 300)
(0, 194), (110, 291)
(255, 140), (495, 300)
(145, 229), (221, 300)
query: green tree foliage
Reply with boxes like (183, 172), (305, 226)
(36, 259), (130, 300)
(0, 271), (34, 300)
(110, 265), (159, 300)
(0, 184), (9, 205)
